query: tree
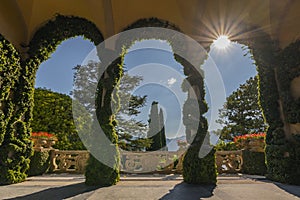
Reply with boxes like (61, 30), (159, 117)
(73, 61), (150, 151)
(115, 72), (152, 151)
(146, 102), (167, 151)
(159, 108), (168, 151)
(72, 61), (99, 113)
(217, 76), (267, 140)
(32, 88), (90, 150)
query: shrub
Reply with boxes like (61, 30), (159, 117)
(265, 144), (300, 185)
(28, 150), (50, 176)
(215, 141), (238, 151)
(183, 147), (217, 184)
(234, 133), (265, 151)
(32, 88), (89, 150)
(242, 150), (267, 175)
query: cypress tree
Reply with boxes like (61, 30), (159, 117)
(147, 102), (160, 151)
(147, 102), (168, 151)
(159, 108), (168, 151)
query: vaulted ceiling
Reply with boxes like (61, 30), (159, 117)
(0, 0), (299, 51)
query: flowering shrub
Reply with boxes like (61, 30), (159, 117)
(233, 133), (266, 151)
(31, 132), (57, 140)
(234, 133), (266, 143)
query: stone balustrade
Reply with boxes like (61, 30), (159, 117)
(216, 150), (243, 174)
(49, 150), (185, 174)
(49, 150), (89, 173)
(120, 150), (185, 173)
(49, 150), (244, 174)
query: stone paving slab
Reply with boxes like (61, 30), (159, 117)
(0, 174), (87, 200)
(86, 179), (300, 200)
(0, 174), (299, 200)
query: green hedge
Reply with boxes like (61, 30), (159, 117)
(28, 150), (50, 176)
(242, 150), (267, 175)
(32, 88), (88, 150)
(265, 144), (300, 185)
(215, 141), (238, 151)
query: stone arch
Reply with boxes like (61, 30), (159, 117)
(0, 8), (298, 186)
(0, 15), (105, 184)
(225, 25), (283, 182)
(27, 14), (103, 62)
(219, 23), (281, 139)
(25, 14), (118, 186)
(111, 17), (216, 184)
(268, 39), (300, 184)
(200, 19), (300, 184)
(116, 17), (300, 185)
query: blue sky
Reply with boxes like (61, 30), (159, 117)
(35, 36), (257, 138)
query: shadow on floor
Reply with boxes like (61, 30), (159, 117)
(160, 182), (216, 200)
(245, 177), (300, 198)
(5, 182), (101, 200)
(273, 183), (300, 198)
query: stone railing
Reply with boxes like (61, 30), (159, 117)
(49, 150), (185, 174)
(49, 150), (89, 173)
(216, 150), (243, 174)
(49, 150), (244, 174)
(120, 150), (184, 173)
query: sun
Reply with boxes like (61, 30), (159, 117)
(213, 35), (231, 50)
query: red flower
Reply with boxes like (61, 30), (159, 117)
(31, 132), (56, 139)
(234, 132), (266, 143)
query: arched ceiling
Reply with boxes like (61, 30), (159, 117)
(0, 0), (299, 51)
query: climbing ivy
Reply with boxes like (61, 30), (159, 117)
(119, 18), (183, 52)
(263, 40), (300, 184)
(28, 15), (103, 60)
(1, 13), (299, 186)
(178, 55), (216, 184)
(0, 34), (33, 184)
(85, 56), (123, 186)
(278, 40), (300, 125)
(0, 15), (107, 185)
(25, 14), (124, 186)
(240, 25), (300, 184)
(0, 35), (21, 146)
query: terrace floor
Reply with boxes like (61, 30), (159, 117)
(1, 174), (300, 200)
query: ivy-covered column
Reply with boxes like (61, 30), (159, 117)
(177, 56), (217, 184)
(1, 15), (104, 185)
(263, 41), (300, 185)
(0, 35), (33, 184)
(245, 29), (300, 185)
(85, 52), (123, 186)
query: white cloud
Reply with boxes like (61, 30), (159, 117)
(167, 77), (177, 86)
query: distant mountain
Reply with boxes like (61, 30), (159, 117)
(166, 135), (186, 151)
(166, 131), (219, 152)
